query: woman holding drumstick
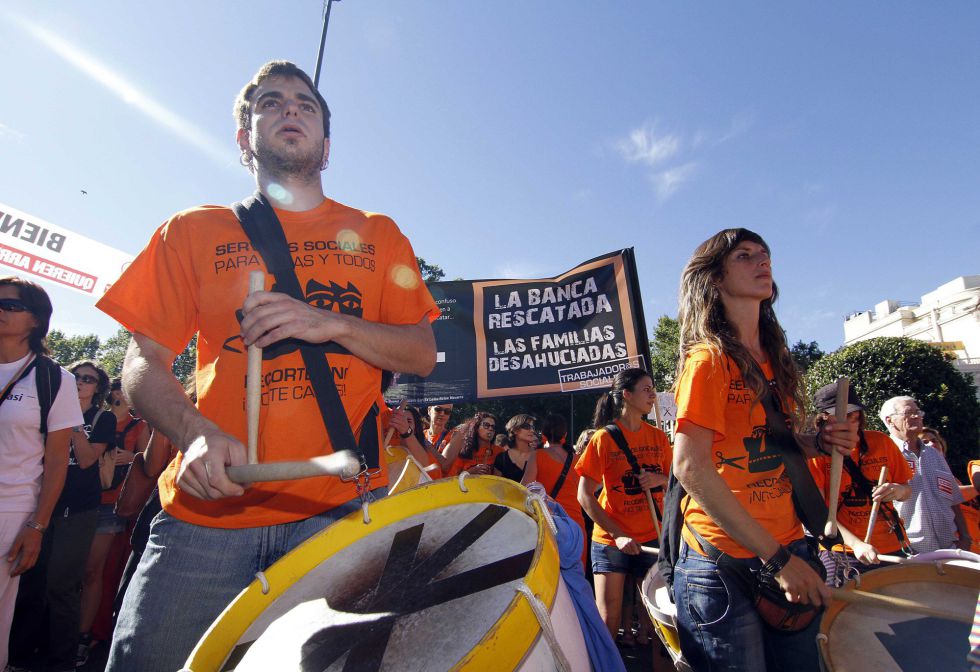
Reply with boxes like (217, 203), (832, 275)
(575, 368), (671, 641)
(671, 229), (857, 671)
(807, 380), (912, 584)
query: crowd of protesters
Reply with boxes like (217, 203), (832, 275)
(3, 274), (976, 672)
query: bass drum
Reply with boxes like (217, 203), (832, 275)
(639, 566), (691, 672)
(183, 476), (589, 671)
(817, 562), (980, 671)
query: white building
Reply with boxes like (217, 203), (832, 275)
(843, 275), (980, 393)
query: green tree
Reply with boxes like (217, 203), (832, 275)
(97, 327), (132, 378)
(806, 337), (980, 477)
(790, 340), (825, 374)
(46, 330), (100, 367)
(648, 315), (680, 392)
(172, 335), (198, 383)
(416, 257), (445, 283)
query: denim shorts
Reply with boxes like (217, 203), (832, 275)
(96, 502), (127, 535)
(591, 539), (658, 577)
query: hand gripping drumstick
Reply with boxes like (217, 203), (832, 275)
(246, 271), (264, 465)
(830, 586), (972, 624)
(824, 376), (849, 539)
(863, 466), (888, 544)
(227, 271), (361, 485)
(383, 400), (409, 449)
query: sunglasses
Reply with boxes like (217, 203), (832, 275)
(479, 422), (496, 430)
(516, 422), (538, 432)
(433, 407), (452, 415)
(0, 298), (31, 313)
(75, 374), (99, 385)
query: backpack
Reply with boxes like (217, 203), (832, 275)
(0, 354), (62, 437)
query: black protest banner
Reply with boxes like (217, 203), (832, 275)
(389, 249), (649, 405)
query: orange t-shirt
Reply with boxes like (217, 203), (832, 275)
(675, 348), (802, 558)
(536, 447), (586, 534)
(426, 426), (454, 453)
(961, 460), (980, 554)
(97, 200), (439, 528)
(574, 420), (672, 545)
(808, 430), (913, 554)
(448, 442), (501, 476)
(101, 414), (147, 505)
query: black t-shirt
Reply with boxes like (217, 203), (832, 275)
(55, 405), (116, 515)
(493, 450), (527, 483)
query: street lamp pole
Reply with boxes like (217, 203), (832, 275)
(313, 0), (339, 89)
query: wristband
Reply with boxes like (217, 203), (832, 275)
(760, 544), (792, 577)
(815, 431), (832, 456)
(399, 431), (413, 439)
(24, 520), (46, 533)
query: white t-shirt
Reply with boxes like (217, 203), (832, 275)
(0, 353), (82, 513)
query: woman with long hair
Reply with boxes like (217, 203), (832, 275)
(493, 414), (540, 484)
(0, 277), (80, 670)
(575, 368), (671, 641)
(388, 405), (446, 478)
(671, 229), (856, 670)
(443, 411), (499, 476)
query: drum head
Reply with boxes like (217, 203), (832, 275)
(187, 477), (563, 672)
(819, 563), (979, 672)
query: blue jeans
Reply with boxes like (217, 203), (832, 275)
(673, 538), (822, 672)
(106, 490), (383, 672)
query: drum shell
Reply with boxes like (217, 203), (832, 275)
(640, 566), (692, 672)
(185, 476), (588, 671)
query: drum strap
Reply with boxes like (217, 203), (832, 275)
(757, 379), (845, 550)
(839, 453), (910, 548)
(232, 192), (380, 474)
(604, 424), (664, 518)
(549, 448), (574, 500)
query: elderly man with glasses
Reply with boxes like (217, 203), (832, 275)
(880, 396), (971, 553)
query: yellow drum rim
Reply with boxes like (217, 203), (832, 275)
(817, 562), (979, 668)
(185, 476), (560, 672)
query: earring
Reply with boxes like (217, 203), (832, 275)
(240, 149), (253, 168)
(320, 157), (329, 171)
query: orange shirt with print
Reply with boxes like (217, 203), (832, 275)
(426, 426), (454, 453)
(449, 442), (501, 476)
(97, 200), (439, 529)
(575, 421), (672, 545)
(675, 348), (802, 558)
(808, 430), (913, 553)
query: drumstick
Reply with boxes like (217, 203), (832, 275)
(863, 466), (888, 543)
(830, 586), (972, 624)
(227, 451), (361, 484)
(383, 400), (408, 448)
(643, 482), (662, 540)
(639, 545), (660, 556)
(246, 271), (265, 465)
(824, 376), (849, 539)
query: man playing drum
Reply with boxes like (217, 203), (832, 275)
(96, 60), (438, 671)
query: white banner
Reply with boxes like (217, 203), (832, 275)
(0, 200), (133, 297)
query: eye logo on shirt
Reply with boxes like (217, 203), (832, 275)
(621, 463), (664, 495)
(744, 424), (782, 473)
(841, 482), (868, 507)
(222, 278), (363, 358)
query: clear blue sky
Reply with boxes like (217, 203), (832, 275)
(2, 2), (978, 351)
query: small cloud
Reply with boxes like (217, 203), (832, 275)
(651, 162), (698, 201)
(0, 122), (25, 141)
(494, 261), (548, 280)
(615, 122), (681, 167)
(572, 188), (593, 202)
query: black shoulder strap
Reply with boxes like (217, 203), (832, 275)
(0, 356), (39, 414)
(232, 193), (378, 471)
(549, 449), (575, 499)
(604, 423), (642, 473)
(116, 417), (142, 446)
(838, 452), (909, 548)
(758, 382), (845, 550)
(35, 356), (62, 437)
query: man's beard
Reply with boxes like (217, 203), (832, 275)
(252, 136), (323, 182)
